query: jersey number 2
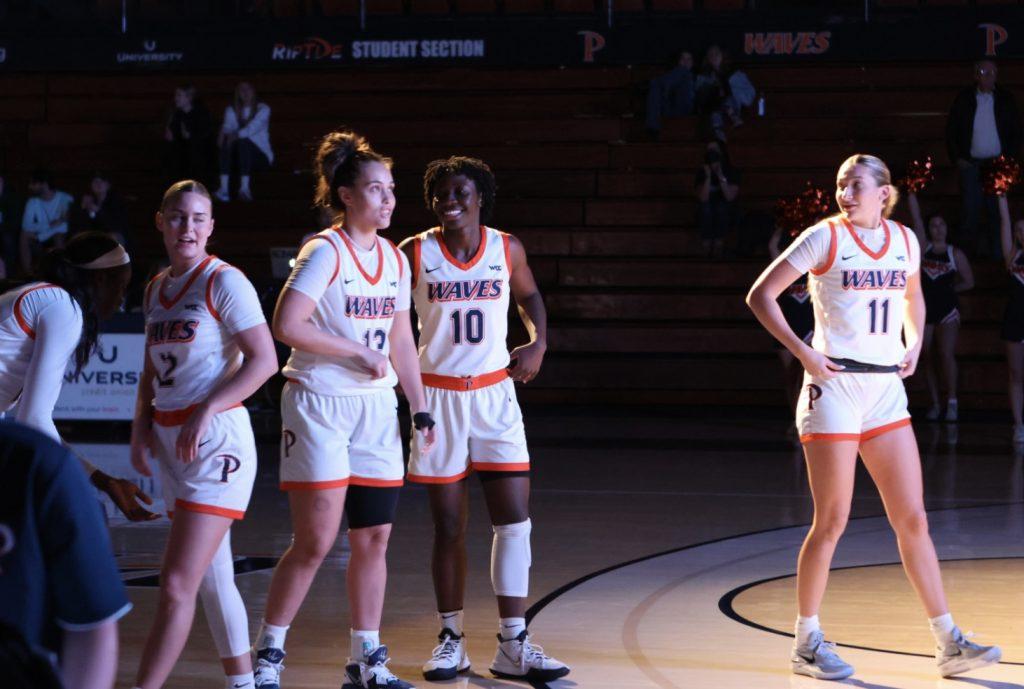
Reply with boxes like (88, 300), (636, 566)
(450, 309), (484, 344)
(867, 298), (890, 334)
(157, 352), (178, 387)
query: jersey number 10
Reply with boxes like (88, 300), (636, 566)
(867, 298), (890, 334)
(450, 308), (484, 344)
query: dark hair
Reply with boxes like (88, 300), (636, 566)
(925, 212), (946, 242)
(160, 179), (211, 211)
(313, 129), (392, 221)
(29, 169), (53, 188)
(34, 232), (123, 376)
(422, 156), (498, 224)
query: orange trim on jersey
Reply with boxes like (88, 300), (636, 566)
(437, 225), (488, 271)
(406, 468), (473, 484)
(13, 283), (60, 339)
(799, 432), (861, 443)
(300, 234), (341, 286)
(280, 478), (350, 491)
(158, 255), (216, 310)
(174, 499), (245, 520)
(895, 221), (912, 257)
(411, 236), (422, 289)
(500, 231), (513, 279)
(384, 238), (403, 280)
(335, 227), (384, 285)
(842, 218), (890, 261)
(809, 223), (838, 276)
(471, 461), (530, 472)
(143, 275), (160, 314)
(152, 402), (243, 427)
(350, 476), (404, 488)
(422, 368), (508, 391)
(204, 264), (231, 322)
(861, 417), (911, 441)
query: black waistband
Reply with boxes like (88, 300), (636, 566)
(827, 357), (901, 373)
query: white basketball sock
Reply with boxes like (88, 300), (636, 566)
(351, 629), (380, 661)
(929, 613), (956, 647)
(499, 617), (527, 641)
(256, 620), (290, 651)
(198, 532), (251, 658)
(225, 672), (254, 688)
(794, 615), (821, 646)
(439, 609), (464, 636)
(491, 519), (532, 598)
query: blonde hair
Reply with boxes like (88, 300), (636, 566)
(160, 179), (211, 211)
(838, 154), (900, 218)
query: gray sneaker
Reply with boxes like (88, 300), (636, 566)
(791, 630), (854, 680)
(937, 628), (1001, 677)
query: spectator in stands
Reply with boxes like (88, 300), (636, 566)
(694, 45), (754, 142)
(946, 59), (1021, 258)
(645, 49), (694, 139)
(20, 170), (72, 275)
(72, 172), (129, 250)
(163, 85), (215, 188)
(694, 140), (740, 258)
(997, 195), (1024, 443)
(0, 174), (23, 278)
(215, 81), (273, 202)
(907, 190), (973, 423)
(0, 420), (131, 689)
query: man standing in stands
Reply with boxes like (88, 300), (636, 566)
(946, 59), (1021, 258)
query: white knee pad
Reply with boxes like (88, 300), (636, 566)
(198, 532), (251, 659)
(490, 519), (532, 598)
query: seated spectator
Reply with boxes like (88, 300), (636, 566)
(72, 172), (129, 250)
(163, 85), (215, 188)
(215, 81), (273, 202)
(645, 50), (695, 138)
(695, 45), (754, 141)
(693, 140), (740, 258)
(20, 170), (72, 275)
(0, 174), (23, 278)
(0, 421), (130, 689)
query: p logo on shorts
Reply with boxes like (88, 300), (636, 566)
(218, 455), (241, 483)
(282, 429), (296, 458)
(807, 383), (823, 410)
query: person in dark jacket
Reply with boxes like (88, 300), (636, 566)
(946, 60), (1021, 258)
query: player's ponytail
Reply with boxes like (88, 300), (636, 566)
(313, 129), (392, 223)
(35, 232), (127, 376)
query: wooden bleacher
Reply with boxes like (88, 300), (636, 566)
(1, 61), (1021, 410)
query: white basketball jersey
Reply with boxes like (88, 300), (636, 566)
(806, 218), (918, 366)
(412, 226), (512, 376)
(144, 256), (257, 411)
(0, 282), (80, 410)
(282, 228), (406, 396)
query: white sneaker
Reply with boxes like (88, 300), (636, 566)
(253, 647), (285, 689)
(214, 187), (230, 202)
(791, 630), (854, 680)
(489, 630), (570, 682)
(937, 628), (1001, 677)
(422, 629), (470, 681)
(945, 399), (958, 422)
(1013, 425), (1024, 444)
(343, 645), (414, 689)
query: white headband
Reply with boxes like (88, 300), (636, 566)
(74, 245), (131, 270)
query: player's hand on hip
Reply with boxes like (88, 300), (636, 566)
(508, 341), (546, 383)
(358, 348), (389, 379)
(799, 349), (843, 380)
(177, 403), (213, 463)
(899, 347), (921, 379)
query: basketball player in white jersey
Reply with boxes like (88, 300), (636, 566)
(0, 230), (157, 521)
(400, 157), (569, 683)
(130, 180), (278, 689)
(252, 130), (435, 689)
(747, 155), (1001, 680)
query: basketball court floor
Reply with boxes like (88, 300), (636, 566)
(91, 407), (1024, 688)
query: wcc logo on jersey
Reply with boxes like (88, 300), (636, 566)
(345, 295), (396, 319)
(146, 319), (200, 345)
(841, 269), (907, 291)
(427, 279), (504, 302)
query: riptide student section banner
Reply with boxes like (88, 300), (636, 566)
(54, 331), (144, 421)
